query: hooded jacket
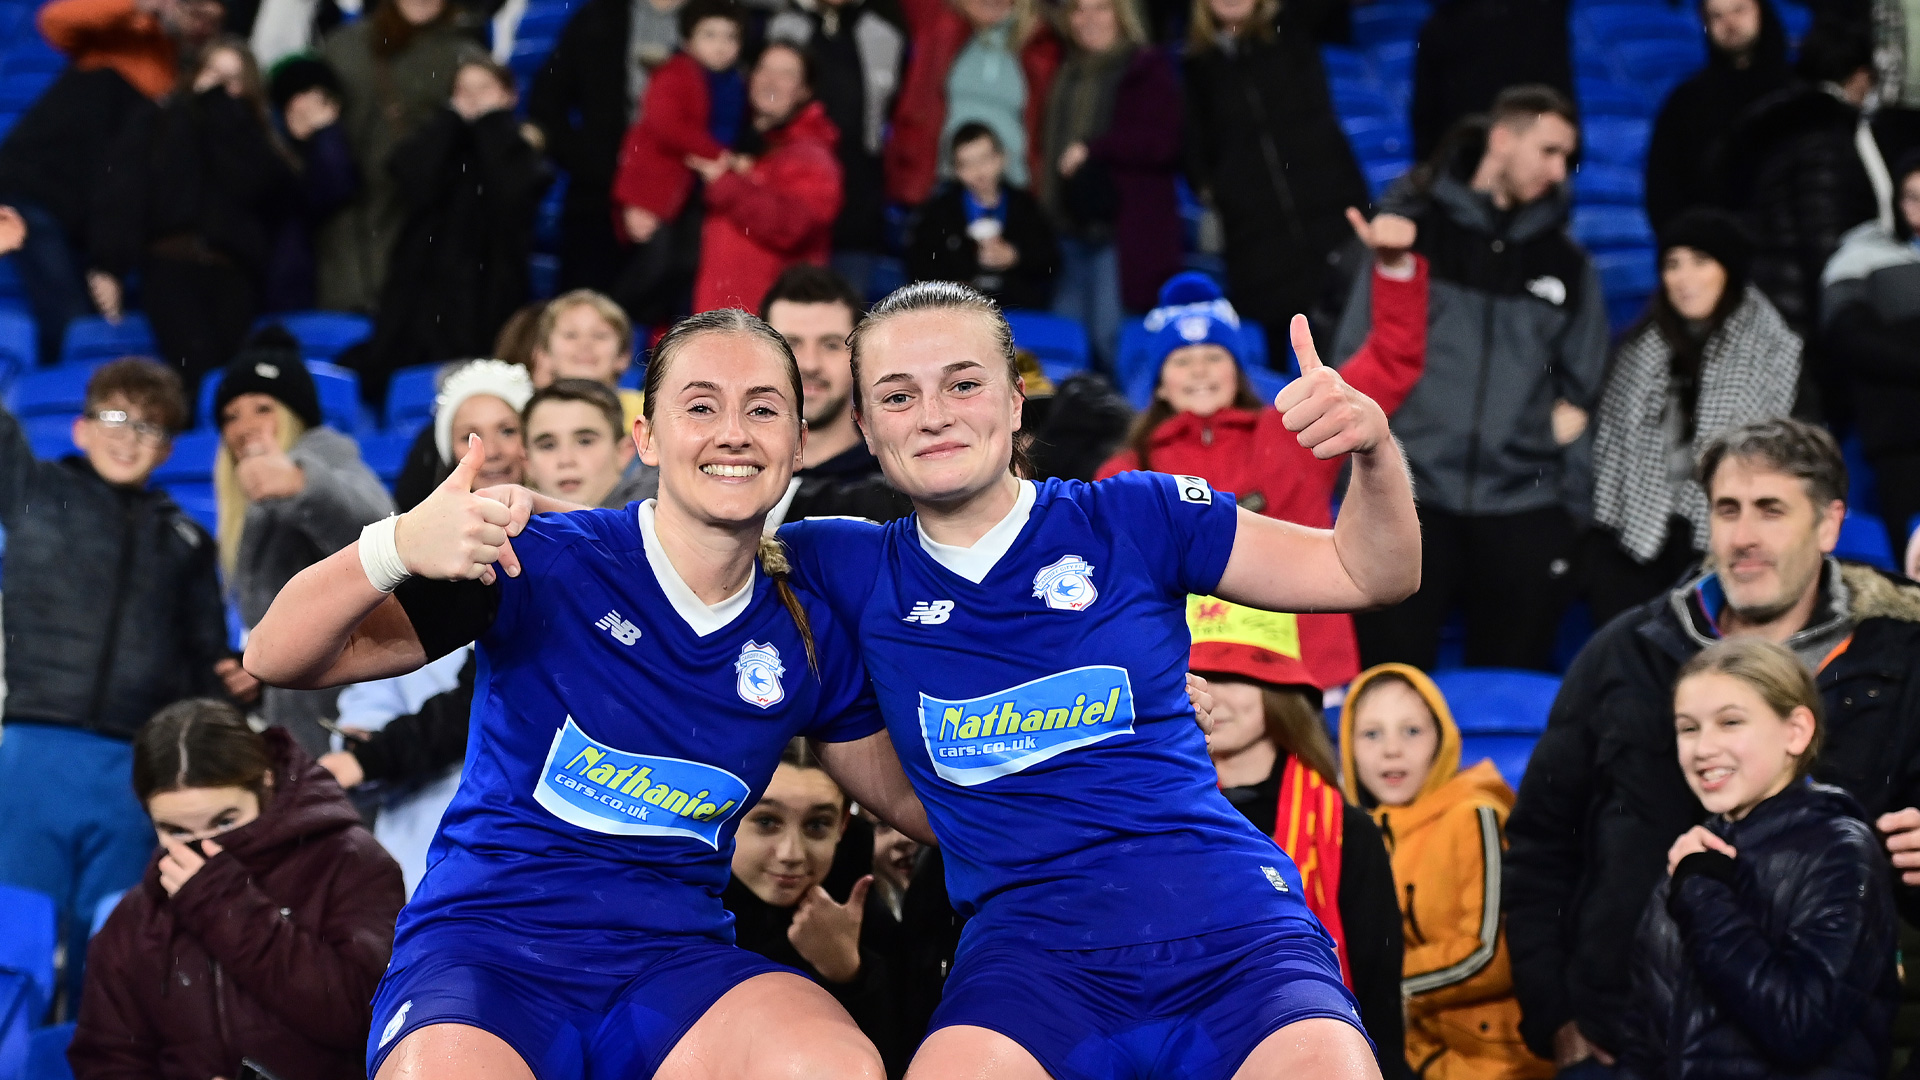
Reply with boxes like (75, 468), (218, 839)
(1504, 560), (1920, 1061)
(69, 730), (406, 1080)
(693, 100), (843, 313)
(1333, 133), (1611, 519)
(0, 406), (231, 742)
(1617, 782), (1899, 1080)
(1096, 258), (1429, 689)
(1342, 665), (1551, 1080)
(1820, 217), (1920, 456)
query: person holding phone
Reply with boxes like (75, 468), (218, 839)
(69, 698), (405, 1080)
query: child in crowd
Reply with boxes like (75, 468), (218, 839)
(1618, 639), (1899, 1080)
(905, 122), (1059, 311)
(1341, 665), (1548, 1080)
(214, 327), (394, 755)
(70, 699), (404, 1080)
(610, 0), (747, 323)
(264, 54), (358, 314)
(523, 379), (656, 507)
(1189, 600), (1409, 1080)
(529, 288), (646, 432)
(724, 739), (898, 1069)
(0, 359), (245, 1009)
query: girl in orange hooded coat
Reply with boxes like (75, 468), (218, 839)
(1341, 665), (1552, 1080)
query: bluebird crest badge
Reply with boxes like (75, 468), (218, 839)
(735, 641), (787, 708)
(1033, 554), (1099, 611)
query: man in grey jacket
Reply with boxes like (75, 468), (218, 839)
(1335, 84), (1611, 671)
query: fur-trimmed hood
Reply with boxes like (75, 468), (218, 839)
(1841, 561), (1920, 623)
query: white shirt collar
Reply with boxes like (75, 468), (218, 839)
(638, 500), (754, 637)
(915, 479), (1036, 584)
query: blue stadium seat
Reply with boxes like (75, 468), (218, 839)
(26, 1020), (76, 1080)
(0, 304), (37, 373)
(619, 360), (647, 390)
(1458, 733), (1536, 788)
(59, 315), (155, 366)
(1368, 40), (1415, 82)
(1576, 77), (1655, 118)
(151, 428), (221, 484)
(0, 883), (57, 1020)
(1319, 45), (1371, 84)
(1841, 428), (1879, 516)
(89, 891), (125, 938)
(1578, 4), (1700, 46)
(1776, 0), (1811, 43)
(0, 40), (68, 76)
(1364, 158), (1412, 196)
(266, 312), (372, 361)
(167, 481), (218, 532)
(1836, 511), (1896, 571)
(1004, 310), (1091, 378)
(1572, 163), (1644, 204)
(385, 362), (445, 431)
(1342, 116), (1412, 162)
(1581, 116), (1652, 166)
(24, 413), (75, 458)
(1594, 248), (1658, 304)
(198, 360), (364, 434)
(359, 427), (419, 484)
(0, 69), (53, 111)
(1571, 205), (1655, 250)
(1429, 668), (1561, 735)
(1615, 38), (1705, 85)
(11, 363), (96, 417)
(1329, 79), (1398, 120)
(1350, 2), (1427, 47)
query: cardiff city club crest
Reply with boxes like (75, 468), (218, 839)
(735, 641), (786, 709)
(1032, 554), (1099, 612)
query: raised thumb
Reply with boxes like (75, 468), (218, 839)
(1290, 314), (1324, 373)
(847, 874), (873, 909)
(444, 433), (485, 492)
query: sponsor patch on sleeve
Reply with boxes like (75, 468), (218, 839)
(1172, 475), (1213, 505)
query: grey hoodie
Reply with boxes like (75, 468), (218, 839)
(1334, 149), (1611, 518)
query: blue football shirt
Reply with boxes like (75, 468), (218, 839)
(782, 473), (1319, 949)
(392, 504), (881, 970)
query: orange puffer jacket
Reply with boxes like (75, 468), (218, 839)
(1342, 664), (1554, 1080)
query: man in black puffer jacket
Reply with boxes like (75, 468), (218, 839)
(0, 359), (244, 1009)
(1505, 419), (1920, 1074)
(1618, 781), (1899, 1080)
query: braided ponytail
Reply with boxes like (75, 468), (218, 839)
(758, 533), (819, 677)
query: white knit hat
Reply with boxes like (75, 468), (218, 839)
(434, 359), (536, 465)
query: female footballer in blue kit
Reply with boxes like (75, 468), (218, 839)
(769, 281), (1424, 1080)
(243, 311), (934, 1080)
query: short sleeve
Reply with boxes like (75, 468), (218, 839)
(777, 517), (885, 627)
(394, 577), (501, 661)
(1090, 472), (1239, 596)
(802, 603), (885, 743)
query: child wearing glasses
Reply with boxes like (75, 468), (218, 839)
(0, 357), (250, 1010)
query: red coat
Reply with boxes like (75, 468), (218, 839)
(882, 0), (1061, 206)
(1097, 259), (1430, 689)
(69, 730), (405, 1080)
(694, 101), (843, 312)
(611, 51), (731, 222)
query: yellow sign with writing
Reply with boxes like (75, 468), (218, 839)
(1186, 596), (1302, 658)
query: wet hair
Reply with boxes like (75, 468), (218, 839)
(1695, 418), (1847, 509)
(846, 280), (1035, 477)
(538, 289), (634, 367)
(86, 358), (189, 435)
(132, 699), (275, 806)
(1676, 638), (1824, 779)
(759, 264), (864, 321)
(949, 120), (1003, 160)
(641, 309), (817, 672)
(678, 0), (746, 41)
(524, 378), (627, 443)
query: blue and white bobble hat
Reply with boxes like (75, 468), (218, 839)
(1130, 272), (1247, 404)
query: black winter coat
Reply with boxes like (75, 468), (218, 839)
(91, 88), (298, 279)
(1722, 87), (1882, 335)
(0, 408), (231, 741)
(1641, 0), (1790, 232)
(1618, 783), (1899, 1080)
(905, 183), (1059, 311)
(263, 122), (360, 313)
(0, 67), (153, 237)
(1184, 2), (1369, 334)
(1504, 561), (1920, 1061)
(365, 108), (551, 385)
(1410, 0), (1573, 163)
(525, 0), (634, 291)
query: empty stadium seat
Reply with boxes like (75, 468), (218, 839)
(1458, 733), (1537, 787)
(1319, 45), (1372, 84)
(1593, 248), (1658, 301)
(1571, 205), (1655, 250)
(1363, 159), (1412, 196)
(23, 413), (74, 458)
(1577, 76), (1654, 117)
(1571, 163), (1644, 204)
(168, 481), (218, 532)
(1836, 511), (1896, 571)
(151, 429), (221, 484)
(59, 315), (156, 366)
(1329, 79), (1399, 120)
(0, 69), (52, 111)
(0, 883), (57, 1020)
(385, 362), (445, 431)
(1342, 116), (1412, 161)
(1577, 3), (1699, 46)
(25, 1021), (76, 1080)
(359, 427), (420, 484)
(0, 305), (36, 374)
(1429, 668), (1561, 736)
(1581, 116), (1653, 166)
(10, 364), (95, 417)
(1004, 309), (1091, 379)
(1350, 2), (1427, 46)
(1368, 40), (1415, 83)
(265, 311), (372, 361)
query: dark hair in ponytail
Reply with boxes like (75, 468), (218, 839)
(642, 309), (819, 674)
(133, 699), (275, 806)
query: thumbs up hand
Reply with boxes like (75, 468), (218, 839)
(788, 875), (869, 984)
(1346, 207), (1417, 273)
(1271, 315), (1391, 461)
(394, 435), (521, 584)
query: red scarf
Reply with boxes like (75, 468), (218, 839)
(1274, 755), (1350, 986)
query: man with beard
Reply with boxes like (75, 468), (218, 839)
(760, 265), (914, 524)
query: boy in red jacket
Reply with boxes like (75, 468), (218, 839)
(611, 0), (746, 249)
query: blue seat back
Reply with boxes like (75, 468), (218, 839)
(265, 312), (372, 361)
(25, 1021), (76, 1080)
(385, 363), (446, 432)
(59, 315), (155, 366)
(1836, 511), (1896, 571)
(0, 883), (57, 1017)
(1004, 310), (1091, 378)
(23, 413), (76, 459)
(1428, 668), (1561, 736)
(151, 429), (222, 484)
(11, 364), (97, 418)
(1458, 733), (1536, 788)
(0, 305), (36, 375)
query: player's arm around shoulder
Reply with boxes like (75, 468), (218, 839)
(1215, 316), (1420, 615)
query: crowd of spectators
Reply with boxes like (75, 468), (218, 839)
(2, 0), (1920, 1073)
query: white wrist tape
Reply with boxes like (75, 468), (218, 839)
(358, 516), (410, 593)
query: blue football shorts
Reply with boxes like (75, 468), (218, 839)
(927, 917), (1369, 1080)
(366, 925), (794, 1079)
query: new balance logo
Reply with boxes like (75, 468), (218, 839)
(903, 600), (955, 625)
(595, 610), (642, 645)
